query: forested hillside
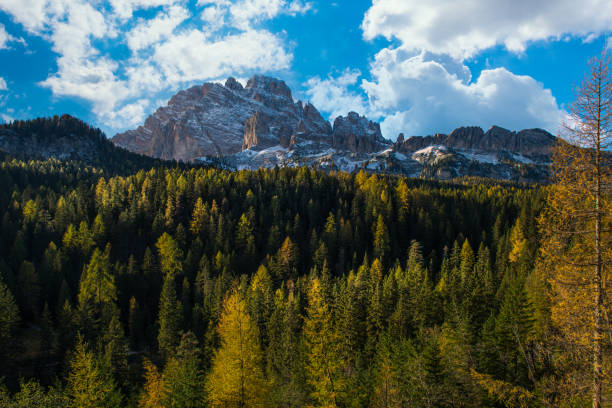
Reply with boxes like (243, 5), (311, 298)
(1, 148), (579, 407)
(0, 115), (178, 176)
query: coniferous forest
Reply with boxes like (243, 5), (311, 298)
(0, 57), (610, 408)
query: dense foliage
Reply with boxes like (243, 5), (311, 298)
(0, 146), (601, 407)
(0, 115), (180, 175)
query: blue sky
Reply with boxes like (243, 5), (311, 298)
(0, 0), (610, 140)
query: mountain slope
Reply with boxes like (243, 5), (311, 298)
(112, 75), (390, 162)
(112, 75), (556, 183)
(0, 115), (169, 174)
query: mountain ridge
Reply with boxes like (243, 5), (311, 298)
(112, 74), (555, 183)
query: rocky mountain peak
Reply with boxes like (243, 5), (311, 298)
(332, 111), (389, 153)
(245, 75), (292, 100)
(224, 77), (243, 91)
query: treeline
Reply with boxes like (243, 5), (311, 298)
(0, 115), (183, 175)
(0, 153), (573, 407)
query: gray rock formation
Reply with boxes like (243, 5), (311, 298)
(395, 125), (556, 159)
(332, 112), (388, 153)
(112, 75), (334, 161)
(112, 74), (558, 183)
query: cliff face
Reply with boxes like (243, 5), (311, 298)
(112, 74), (558, 183)
(395, 125), (556, 159)
(332, 112), (388, 153)
(113, 76), (335, 161)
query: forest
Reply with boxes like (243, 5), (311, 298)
(0, 146), (599, 407)
(0, 57), (610, 408)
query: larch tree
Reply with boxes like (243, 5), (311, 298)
(207, 289), (268, 408)
(156, 232), (183, 277)
(163, 331), (205, 408)
(67, 336), (122, 408)
(138, 359), (165, 408)
(303, 277), (345, 407)
(539, 46), (611, 408)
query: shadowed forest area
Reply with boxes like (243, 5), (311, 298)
(0, 52), (610, 408)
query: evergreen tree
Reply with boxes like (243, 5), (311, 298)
(207, 290), (268, 408)
(163, 331), (205, 408)
(303, 277), (345, 407)
(156, 233), (183, 277)
(138, 359), (165, 408)
(158, 272), (183, 361)
(373, 214), (390, 263)
(67, 336), (122, 408)
(0, 276), (20, 374)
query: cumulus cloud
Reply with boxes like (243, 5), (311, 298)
(109, 0), (177, 20)
(126, 5), (189, 51)
(305, 51), (564, 139)
(0, 23), (24, 49)
(302, 0), (600, 140)
(304, 69), (373, 120)
(362, 49), (564, 138)
(0, 0), (306, 131)
(198, 0), (312, 29)
(362, 0), (612, 59)
(153, 29), (291, 83)
(0, 77), (7, 91)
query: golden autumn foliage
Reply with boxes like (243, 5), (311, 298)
(538, 46), (612, 407)
(206, 290), (268, 408)
(138, 359), (165, 408)
(303, 277), (345, 408)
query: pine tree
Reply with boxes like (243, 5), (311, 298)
(163, 331), (205, 408)
(266, 288), (307, 408)
(190, 197), (207, 236)
(67, 336), (122, 408)
(207, 290), (268, 408)
(158, 272), (183, 361)
(156, 233), (183, 277)
(0, 276), (20, 374)
(17, 260), (41, 319)
(77, 247), (118, 341)
(373, 214), (390, 263)
(303, 277), (345, 407)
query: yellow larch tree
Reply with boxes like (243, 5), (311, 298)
(207, 289), (268, 408)
(538, 46), (611, 408)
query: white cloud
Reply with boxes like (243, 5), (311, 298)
(152, 29), (292, 84)
(304, 69), (372, 120)
(0, 77), (7, 91)
(201, 5), (226, 31)
(0, 23), (25, 49)
(362, 0), (612, 59)
(0, 0), (51, 33)
(109, 0), (177, 20)
(1, 0), (303, 131)
(0, 113), (14, 123)
(317, 0), (608, 140)
(126, 5), (189, 51)
(104, 98), (150, 128)
(306, 50), (565, 140)
(198, 0), (312, 30)
(361, 49), (564, 138)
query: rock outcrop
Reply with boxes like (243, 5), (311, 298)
(112, 74), (558, 183)
(112, 75), (335, 161)
(395, 125), (556, 159)
(332, 112), (388, 153)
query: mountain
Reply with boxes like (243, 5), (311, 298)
(0, 115), (168, 174)
(112, 75), (391, 160)
(112, 75), (556, 183)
